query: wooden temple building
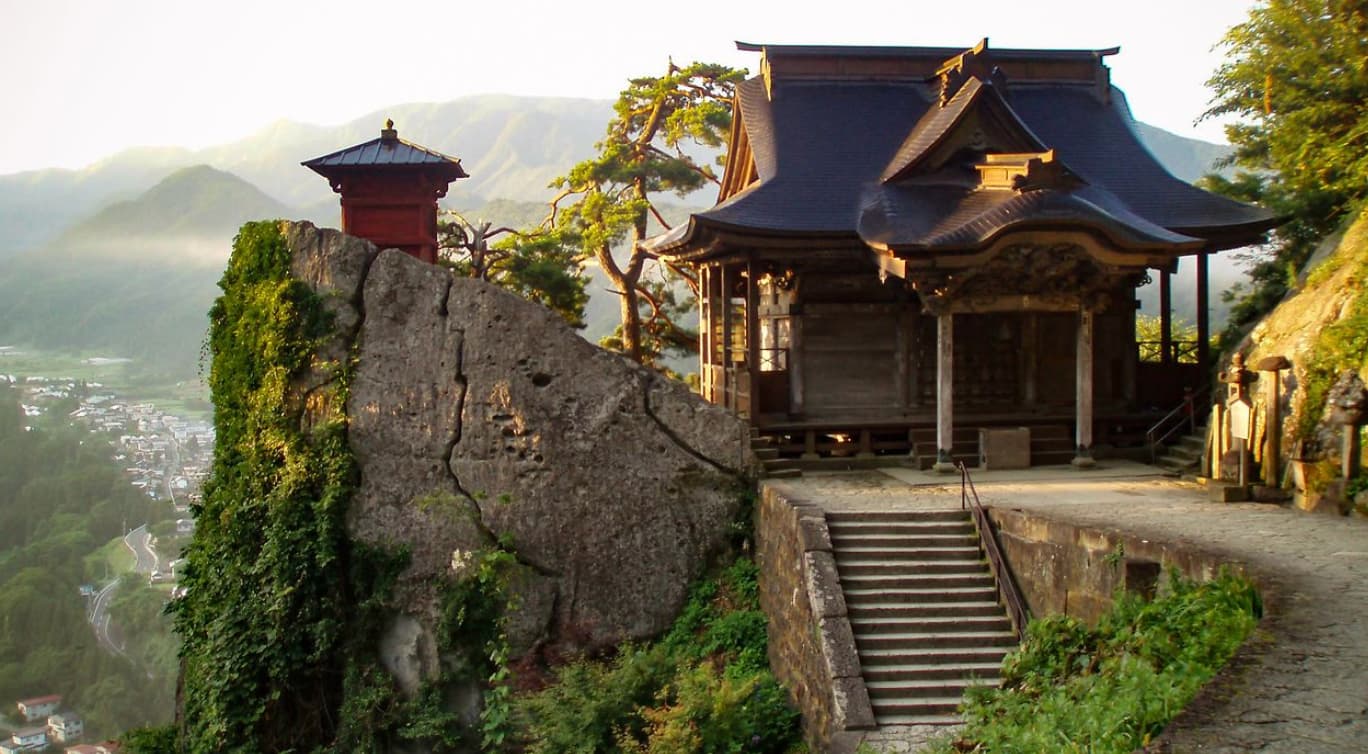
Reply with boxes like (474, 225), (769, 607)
(647, 41), (1278, 469)
(303, 120), (467, 264)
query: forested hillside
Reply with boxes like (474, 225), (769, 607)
(0, 387), (174, 736)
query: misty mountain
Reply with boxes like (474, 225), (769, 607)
(0, 166), (294, 378)
(53, 165), (294, 258)
(0, 96), (612, 258)
(0, 96), (1246, 378)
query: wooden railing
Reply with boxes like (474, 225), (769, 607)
(956, 461), (1028, 640)
(1136, 339), (1200, 364)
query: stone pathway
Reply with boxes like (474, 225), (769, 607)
(775, 461), (1368, 753)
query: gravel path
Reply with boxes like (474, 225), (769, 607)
(775, 462), (1368, 753)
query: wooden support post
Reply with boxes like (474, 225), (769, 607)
(858, 429), (874, 458)
(1021, 313), (1038, 407)
(803, 429), (818, 460)
(1073, 307), (1096, 468)
(746, 260), (760, 420)
(1122, 300), (1138, 405)
(1196, 251), (1211, 377)
(895, 303), (911, 412)
(699, 266), (711, 401)
(1159, 269), (1173, 364)
(935, 312), (956, 473)
(720, 265), (733, 412)
(789, 309), (805, 417)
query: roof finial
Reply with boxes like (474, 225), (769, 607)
(381, 119), (398, 144)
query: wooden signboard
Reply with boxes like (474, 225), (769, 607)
(1228, 398), (1253, 441)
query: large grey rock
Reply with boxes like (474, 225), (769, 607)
(283, 222), (754, 673)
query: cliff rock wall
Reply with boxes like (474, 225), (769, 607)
(284, 221), (754, 687)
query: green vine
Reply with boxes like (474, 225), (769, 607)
(169, 220), (374, 751)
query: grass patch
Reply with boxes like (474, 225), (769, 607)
(514, 557), (802, 754)
(84, 535), (137, 583)
(926, 569), (1261, 754)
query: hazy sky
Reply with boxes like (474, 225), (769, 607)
(1, 0), (1256, 176)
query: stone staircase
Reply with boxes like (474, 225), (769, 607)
(828, 509), (1017, 725)
(752, 431), (802, 478)
(1154, 430), (1206, 476)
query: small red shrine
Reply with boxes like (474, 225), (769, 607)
(303, 119), (468, 264)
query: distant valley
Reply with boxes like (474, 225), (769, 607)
(0, 95), (1244, 380)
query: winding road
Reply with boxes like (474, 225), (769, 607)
(87, 523), (159, 658)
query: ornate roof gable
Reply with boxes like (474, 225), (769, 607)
(880, 73), (1048, 183)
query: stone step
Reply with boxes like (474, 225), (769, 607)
(1179, 439), (1207, 454)
(843, 585), (1001, 604)
(865, 677), (1000, 700)
(835, 545), (984, 561)
(850, 615), (1012, 634)
(761, 467), (803, 479)
(1163, 445), (1201, 462)
(836, 560), (988, 577)
(858, 645), (1014, 665)
(870, 696), (965, 717)
(863, 661), (1006, 682)
(841, 572), (997, 590)
(826, 510), (969, 523)
(827, 533), (978, 548)
(847, 600), (1007, 620)
(874, 713), (962, 726)
(831, 525), (976, 542)
(753, 446), (780, 461)
(856, 630), (1018, 651)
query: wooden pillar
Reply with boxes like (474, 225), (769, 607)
(699, 266), (711, 401)
(895, 301), (912, 412)
(720, 265), (733, 412)
(1021, 313), (1038, 407)
(1122, 299), (1138, 405)
(1196, 251), (1211, 377)
(746, 259), (760, 420)
(1073, 307), (1096, 468)
(934, 312), (956, 473)
(1159, 269), (1173, 364)
(789, 307), (805, 417)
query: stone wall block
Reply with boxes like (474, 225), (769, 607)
(819, 615), (863, 679)
(805, 550), (847, 618)
(831, 676), (877, 731)
(797, 513), (833, 552)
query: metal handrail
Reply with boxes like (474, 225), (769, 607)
(1145, 384), (1209, 465)
(957, 461), (1028, 640)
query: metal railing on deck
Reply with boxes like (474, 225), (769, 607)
(957, 461), (1028, 640)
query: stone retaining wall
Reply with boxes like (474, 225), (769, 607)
(987, 507), (1255, 624)
(756, 485), (875, 751)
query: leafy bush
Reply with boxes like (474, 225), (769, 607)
(516, 556), (800, 754)
(926, 570), (1260, 754)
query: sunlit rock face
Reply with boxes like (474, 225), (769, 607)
(283, 221), (753, 688)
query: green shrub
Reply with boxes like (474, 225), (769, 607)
(621, 664), (797, 754)
(515, 555), (801, 754)
(927, 570), (1260, 754)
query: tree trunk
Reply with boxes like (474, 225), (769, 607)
(619, 286), (643, 363)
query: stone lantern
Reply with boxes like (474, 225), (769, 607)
(303, 120), (468, 264)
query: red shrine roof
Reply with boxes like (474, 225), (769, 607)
(647, 41), (1279, 260)
(302, 120), (468, 178)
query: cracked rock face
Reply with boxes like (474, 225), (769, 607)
(283, 222), (753, 671)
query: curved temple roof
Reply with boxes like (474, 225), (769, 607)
(647, 41), (1278, 261)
